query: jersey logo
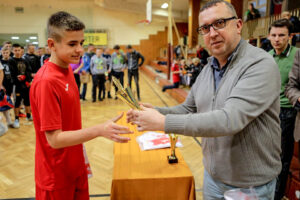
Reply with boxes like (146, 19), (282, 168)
(65, 83), (69, 91)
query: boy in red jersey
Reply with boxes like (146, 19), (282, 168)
(30, 11), (132, 200)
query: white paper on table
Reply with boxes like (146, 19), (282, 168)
(136, 131), (183, 151)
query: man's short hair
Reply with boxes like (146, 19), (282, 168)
(1, 47), (10, 51)
(47, 11), (85, 42)
(3, 41), (12, 46)
(199, 0), (237, 18)
(113, 45), (120, 50)
(12, 43), (21, 48)
(269, 19), (293, 35)
(126, 45), (132, 49)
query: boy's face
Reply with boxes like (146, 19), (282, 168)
(1, 50), (10, 60)
(13, 47), (22, 58)
(28, 45), (35, 54)
(48, 30), (84, 67)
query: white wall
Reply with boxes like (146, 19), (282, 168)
(0, 0), (168, 47)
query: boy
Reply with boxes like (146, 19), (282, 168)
(0, 47), (15, 128)
(24, 43), (41, 77)
(9, 43), (33, 128)
(30, 11), (132, 199)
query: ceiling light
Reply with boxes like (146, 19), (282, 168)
(29, 36), (37, 40)
(32, 41), (39, 45)
(26, 40), (30, 42)
(11, 36), (19, 40)
(161, 3), (168, 9)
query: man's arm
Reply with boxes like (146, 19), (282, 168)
(138, 53), (145, 67)
(0, 63), (4, 89)
(45, 113), (131, 149)
(285, 49), (300, 106)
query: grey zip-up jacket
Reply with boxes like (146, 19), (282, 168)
(90, 55), (107, 75)
(109, 52), (126, 72)
(157, 40), (282, 187)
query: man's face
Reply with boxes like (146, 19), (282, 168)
(1, 50), (10, 60)
(269, 26), (291, 54)
(49, 30), (84, 66)
(199, 3), (242, 60)
(127, 48), (133, 53)
(28, 45), (35, 54)
(4, 43), (12, 51)
(88, 45), (95, 53)
(13, 47), (22, 58)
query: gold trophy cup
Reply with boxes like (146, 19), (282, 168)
(168, 134), (178, 164)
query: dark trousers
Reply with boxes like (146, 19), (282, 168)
(162, 82), (180, 92)
(74, 74), (81, 92)
(274, 107), (297, 200)
(112, 71), (124, 93)
(128, 69), (140, 99)
(92, 74), (106, 101)
(80, 83), (87, 100)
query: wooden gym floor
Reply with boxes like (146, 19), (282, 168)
(0, 70), (204, 200)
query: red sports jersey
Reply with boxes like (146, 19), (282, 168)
(30, 61), (86, 190)
(172, 63), (180, 83)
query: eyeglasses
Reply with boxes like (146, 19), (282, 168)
(197, 16), (237, 35)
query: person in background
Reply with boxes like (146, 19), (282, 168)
(268, 18), (299, 200)
(189, 57), (204, 88)
(245, 3), (260, 21)
(127, 1), (281, 199)
(282, 11), (300, 46)
(24, 44), (41, 77)
(196, 44), (209, 65)
(126, 45), (144, 101)
(70, 56), (83, 93)
(0, 41), (13, 60)
(102, 48), (112, 99)
(110, 45), (126, 99)
(40, 45), (51, 66)
(162, 58), (181, 92)
(90, 48), (108, 102)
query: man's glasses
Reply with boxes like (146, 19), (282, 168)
(197, 16), (237, 35)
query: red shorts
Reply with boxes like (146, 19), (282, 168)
(35, 173), (89, 200)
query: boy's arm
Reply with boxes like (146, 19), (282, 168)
(45, 113), (132, 149)
(138, 53), (145, 67)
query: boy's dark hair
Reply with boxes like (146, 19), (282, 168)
(113, 45), (120, 50)
(47, 11), (85, 42)
(200, 0), (237, 17)
(12, 43), (21, 48)
(126, 45), (132, 49)
(269, 19), (293, 35)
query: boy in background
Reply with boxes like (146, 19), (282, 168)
(30, 11), (132, 199)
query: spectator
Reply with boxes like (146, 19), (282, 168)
(126, 45), (144, 101)
(245, 3), (261, 21)
(282, 11), (300, 46)
(162, 59), (181, 92)
(196, 45), (209, 65)
(102, 48), (112, 99)
(268, 18), (299, 200)
(189, 57), (204, 88)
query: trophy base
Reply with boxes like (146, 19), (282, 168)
(167, 155), (178, 164)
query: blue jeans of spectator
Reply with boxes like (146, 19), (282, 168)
(162, 82), (179, 92)
(203, 170), (276, 200)
(81, 83), (87, 100)
(274, 107), (297, 200)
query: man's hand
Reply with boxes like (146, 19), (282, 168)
(127, 106), (165, 132)
(98, 112), (133, 143)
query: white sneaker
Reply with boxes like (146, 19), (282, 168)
(0, 124), (8, 136)
(13, 119), (20, 128)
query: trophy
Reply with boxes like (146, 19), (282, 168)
(168, 134), (178, 164)
(112, 76), (141, 110)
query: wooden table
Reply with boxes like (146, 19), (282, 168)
(111, 115), (195, 200)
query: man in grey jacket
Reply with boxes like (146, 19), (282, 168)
(127, 0), (282, 199)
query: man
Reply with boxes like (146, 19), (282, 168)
(126, 45), (144, 101)
(110, 45), (126, 99)
(24, 43), (41, 77)
(268, 19), (299, 200)
(282, 11), (300, 46)
(9, 43), (33, 128)
(80, 43), (95, 101)
(30, 11), (132, 199)
(127, 0), (281, 199)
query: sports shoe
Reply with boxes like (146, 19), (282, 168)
(26, 116), (33, 121)
(13, 119), (20, 128)
(19, 113), (26, 118)
(0, 124), (8, 136)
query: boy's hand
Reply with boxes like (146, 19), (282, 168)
(99, 112), (133, 143)
(17, 75), (26, 81)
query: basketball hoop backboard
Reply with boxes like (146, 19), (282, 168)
(146, 0), (152, 23)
